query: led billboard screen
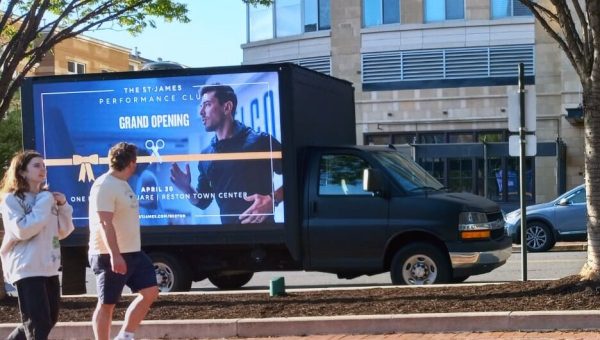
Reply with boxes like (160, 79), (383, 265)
(28, 71), (283, 227)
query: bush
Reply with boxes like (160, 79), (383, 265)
(0, 96), (23, 179)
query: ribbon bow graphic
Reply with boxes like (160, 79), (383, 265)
(72, 154), (99, 182)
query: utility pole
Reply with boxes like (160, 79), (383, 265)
(518, 63), (528, 281)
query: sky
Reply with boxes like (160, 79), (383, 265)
(87, 0), (248, 68)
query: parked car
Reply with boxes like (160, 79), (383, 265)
(504, 184), (587, 252)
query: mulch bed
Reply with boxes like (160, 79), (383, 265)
(1, 275), (598, 323)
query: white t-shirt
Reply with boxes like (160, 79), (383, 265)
(88, 172), (140, 255)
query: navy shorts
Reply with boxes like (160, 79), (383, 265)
(89, 251), (157, 304)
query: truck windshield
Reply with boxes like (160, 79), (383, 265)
(372, 151), (445, 192)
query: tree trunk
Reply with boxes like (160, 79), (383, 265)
(580, 80), (600, 281)
(0, 218), (6, 300)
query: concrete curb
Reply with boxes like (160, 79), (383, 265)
(2, 311), (600, 339)
(512, 242), (587, 252)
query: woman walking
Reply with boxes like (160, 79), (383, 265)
(0, 150), (74, 340)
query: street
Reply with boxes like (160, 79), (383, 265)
(82, 250), (586, 294)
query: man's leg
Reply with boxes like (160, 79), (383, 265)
(121, 285), (159, 333)
(92, 302), (116, 340)
(117, 252), (159, 337)
(90, 254), (126, 340)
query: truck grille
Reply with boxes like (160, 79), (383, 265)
(487, 211), (506, 240)
(486, 211), (503, 224)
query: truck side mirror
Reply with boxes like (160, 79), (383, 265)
(363, 168), (384, 194)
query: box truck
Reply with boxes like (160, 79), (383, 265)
(20, 63), (511, 293)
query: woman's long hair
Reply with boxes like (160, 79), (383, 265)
(0, 150), (47, 202)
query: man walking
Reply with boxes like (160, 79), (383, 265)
(88, 142), (159, 340)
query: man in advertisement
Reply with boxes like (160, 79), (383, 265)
(170, 84), (283, 224)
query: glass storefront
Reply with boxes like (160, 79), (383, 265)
(365, 129), (548, 206)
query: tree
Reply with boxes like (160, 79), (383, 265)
(517, 0), (600, 280)
(0, 0), (273, 123)
(0, 0), (273, 300)
(0, 93), (22, 301)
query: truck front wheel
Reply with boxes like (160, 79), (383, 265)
(208, 272), (253, 290)
(390, 243), (450, 285)
(149, 252), (192, 292)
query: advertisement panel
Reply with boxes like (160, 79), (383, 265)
(29, 71), (283, 227)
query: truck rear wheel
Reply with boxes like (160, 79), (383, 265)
(390, 243), (450, 285)
(208, 272), (253, 290)
(149, 252), (192, 292)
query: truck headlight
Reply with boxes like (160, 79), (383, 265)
(458, 212), (503, 240)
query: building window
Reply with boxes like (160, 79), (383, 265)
(249, 3), (274, 41)
(419, 133), (445, 144)
(491, 0), (532, 19)
(248, 0), (330, 42)
(448, 132), (474, 143)
(365, 134), (390, 145)
(364, 129), (508, 145)
(67, 61), (86, 74)
(277, 0), (302, 37)
(392, 133), (416, 144)
(424, 0), (464, 22)
(304, 0), (330, 32)
(363, 0), (400, 27)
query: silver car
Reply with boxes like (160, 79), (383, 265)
(504, 184), (586, 252)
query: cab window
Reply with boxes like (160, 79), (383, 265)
(319, 154), (371, 196)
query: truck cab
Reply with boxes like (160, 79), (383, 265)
(304, 145), (511, 284)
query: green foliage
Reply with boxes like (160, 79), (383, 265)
(243, 0), (274, 7)
(0, 0), (273, 123)
(0, 98), (23, 179)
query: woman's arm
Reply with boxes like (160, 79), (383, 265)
(57, 202), (75, 239)
(2, 192), (54, 241)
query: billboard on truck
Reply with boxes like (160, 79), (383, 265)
(23, 70), (284, 228)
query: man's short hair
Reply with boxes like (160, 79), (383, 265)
(109, 142), (137, 171)
(200, 84), (238, 116)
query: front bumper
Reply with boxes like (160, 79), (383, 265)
(448, 237), (512, 277)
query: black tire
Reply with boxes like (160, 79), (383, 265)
(390, 242), (450, 285)
(208, 272), (254, 290)
(149, 252), (192, 292)
(526, 221), (556, 252)
(61, 246), (88, 295)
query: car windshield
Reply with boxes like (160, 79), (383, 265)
(559, 185), (586, 204)
(371, 151), (445, 192)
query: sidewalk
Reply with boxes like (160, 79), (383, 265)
(0, 242), (590, 339)
(513, 241), (587, 252)
(2, 310), (600, 339)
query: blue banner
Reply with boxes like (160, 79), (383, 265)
(31, 71), (284, 227)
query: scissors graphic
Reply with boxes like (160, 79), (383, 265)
(145, 139), (165, 163)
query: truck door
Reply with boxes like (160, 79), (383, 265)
(306, 152), (389, 270)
